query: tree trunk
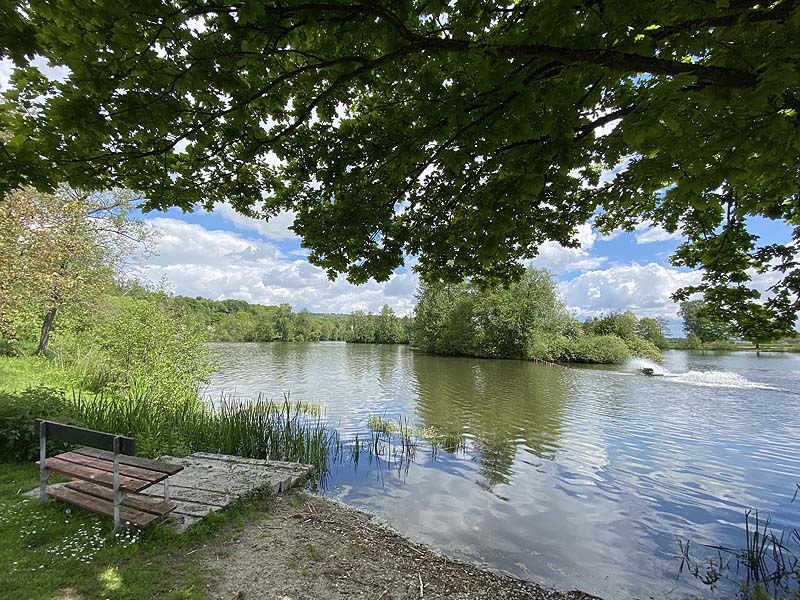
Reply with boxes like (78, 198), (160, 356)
(36, 306), (58, 355)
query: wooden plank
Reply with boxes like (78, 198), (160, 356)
(35, 420), (135, 455)
(36, 457), (151, 492)
(55, 452), (167, 485)
(66, 481), (176, 516)
(74, 447), (183, 475)
(47, 486), (160, 527)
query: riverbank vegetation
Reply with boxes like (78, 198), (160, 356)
(0, 187), (336, 466)
(678, 504), (800, 600)
(412, 267), (662, 364)
(171, 296), (413, 344)
(674, 300), (799, 351)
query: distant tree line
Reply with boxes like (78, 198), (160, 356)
(173, 296), (411, 344)
(345, 306), (413, 344)
(677, 300), (797, 350)
(412, 267), (664, 364)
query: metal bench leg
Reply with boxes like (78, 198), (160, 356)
(163, 478), (170, 503)
(39, 421), (49, 505)
(112, 436), (121, 532)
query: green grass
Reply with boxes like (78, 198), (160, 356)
(0, 460), (272, 600)
(0, 355), (71, 392)
(1, 354), (336, 466)
(0, 355), (333, 598)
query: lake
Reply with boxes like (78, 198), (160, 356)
(206, 342), (800, 599)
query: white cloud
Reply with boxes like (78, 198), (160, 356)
(213, 203), (299, 242)
(634, 221), (684, 244)
(0, 58), (12, 92)
(559, 262), (702, 321)
(531, 223), (606, 274)
(142, 218), (417, 315)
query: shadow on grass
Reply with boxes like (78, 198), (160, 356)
(1, 461), (271, 600)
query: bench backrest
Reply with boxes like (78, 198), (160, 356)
(35, 419), (136, 455)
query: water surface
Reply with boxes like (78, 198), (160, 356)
(207, 343), (800, 599)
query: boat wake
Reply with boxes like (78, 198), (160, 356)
(622, 358), (779, 390)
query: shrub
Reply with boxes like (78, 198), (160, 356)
(562, 335), (631, 364)
(0, 387), (81, 461)
(527, 334), (569, 362)
(623, 337), (662, 362)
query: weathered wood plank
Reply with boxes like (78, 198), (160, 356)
(36, 457), (151, 492)
(56, 452), (167, 485)
(65, 481), (176, 516)
(47, 486), (160, 527)
(35, 420), (135, 455)
(74, 447), (183, 475)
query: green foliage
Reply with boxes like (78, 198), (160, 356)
(374, 305), (404, 344)
(583, 311), (639, 340)
(562, 335), (632, 365)
(622, 337), (662, 363)
(71, 390), (334, 467)
(413, 268), (664, 364)
(343, 305), (410, 344)
(412, 283), (475, 355)
(97, 296), (216, 402)
(4, 2), (798, 330)
(680, 300), (732, 344)
(0, 387), (79, 461)
(345, 310), (376, 343)
(635, 317), (670, 349)
(0, 187), (153, 354)
(172, 294), (375, 343)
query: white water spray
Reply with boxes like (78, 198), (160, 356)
(622, 358), (779, 390)
(624, 357), (668, 376)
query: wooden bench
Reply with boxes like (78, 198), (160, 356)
(35, 420), (184, 531)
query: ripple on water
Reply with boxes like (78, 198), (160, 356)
(207, 343), (800, 600)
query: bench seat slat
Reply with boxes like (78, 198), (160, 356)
(65, 481), (176, 515)
(36, 457), (152, 493)
(47, 486), (161, 527)
(56, 452), (168, 485)
(74, 447), (184, 476)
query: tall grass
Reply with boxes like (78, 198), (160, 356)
(342, 414), (468, 467)
(69, 390), (336, 470)
(679, 505), (800, 599)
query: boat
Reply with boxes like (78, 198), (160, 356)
(639, 367), (662, 376)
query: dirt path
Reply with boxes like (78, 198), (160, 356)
(201, 491), (599, 600)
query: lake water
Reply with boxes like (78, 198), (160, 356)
(206, 343), (800, 599)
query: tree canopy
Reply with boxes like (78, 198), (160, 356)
(0, 186), (152, 353)
(413, 267), (663, 363)
(1, 1), (798, 329)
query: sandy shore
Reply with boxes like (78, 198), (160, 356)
(200, 490), (600, 600)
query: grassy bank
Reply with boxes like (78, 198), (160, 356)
(0, 459), (276, 600)
(0, 352), (335, 599)
(0, 354), (336, 465)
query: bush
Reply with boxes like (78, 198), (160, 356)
(623, 337), (662, 362)
(562, 335), (631, 364)
(527, 334), (569, 362)
(0, 387), (81, 461)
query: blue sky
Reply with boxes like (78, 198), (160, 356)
(134, 204), (792, 337)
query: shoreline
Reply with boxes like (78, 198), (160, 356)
(200, 489), (601, 600)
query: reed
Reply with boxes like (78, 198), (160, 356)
(351, 415), (468, 464)
(678, 507), (800, 599)
(68, 389), (335, 470)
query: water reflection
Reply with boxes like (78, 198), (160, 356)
(206, 343), (800, 599)
(411, 352), (573, 489)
